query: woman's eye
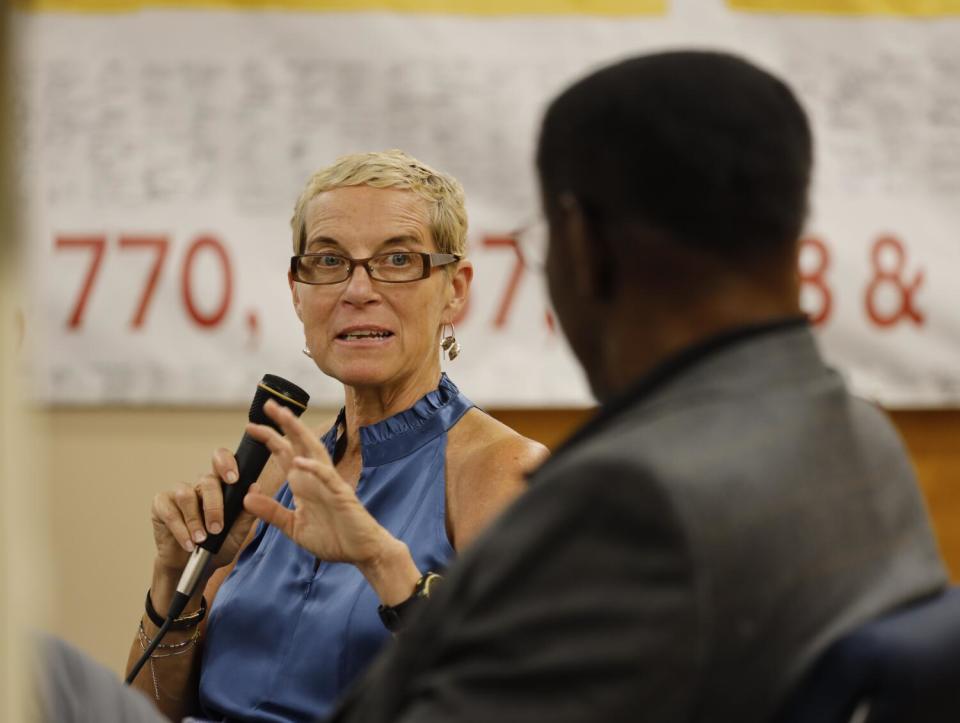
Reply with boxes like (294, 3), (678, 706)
(319, 255), (343, 267)
(388, 253), (411, 267)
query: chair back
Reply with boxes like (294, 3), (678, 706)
(777, 587), (960, 723)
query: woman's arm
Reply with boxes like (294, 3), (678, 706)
(124, 560), (209, 720)
(125, 453), (286, 719)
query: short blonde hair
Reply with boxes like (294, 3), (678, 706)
(291, 150), (468, 257)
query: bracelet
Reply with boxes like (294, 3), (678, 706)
(137, 620), (200, 702)
(377, 572), (443, 633)
(137, 620), (200, 656)
(144, 589), (207, 630)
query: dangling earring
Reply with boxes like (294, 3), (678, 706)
(440, 323), (461, 361)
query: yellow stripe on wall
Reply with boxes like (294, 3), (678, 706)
(729, 0), (960, 14)
(16, 0), (666, 15)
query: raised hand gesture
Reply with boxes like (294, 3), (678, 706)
(243, 400), (420, 605)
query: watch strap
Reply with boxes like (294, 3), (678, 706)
(377, 572), (442, 633)
(145, 589), (207, 630)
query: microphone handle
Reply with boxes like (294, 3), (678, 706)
(200, 432), (271, 555)
(171, 433), (272, 612)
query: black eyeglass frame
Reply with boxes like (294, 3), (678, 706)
(290, 252), (462, 285)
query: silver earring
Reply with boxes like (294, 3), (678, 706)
(302, 347), (312, 359)
(440, 323), (461, 361)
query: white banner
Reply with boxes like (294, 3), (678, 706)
(14, 0), (960, 407)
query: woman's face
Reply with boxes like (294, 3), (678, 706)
(291, 185), (470, 391)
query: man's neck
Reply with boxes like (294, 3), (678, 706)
(593, 282), (801, 403)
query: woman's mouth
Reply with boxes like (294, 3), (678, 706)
(336, 329), (395, 341)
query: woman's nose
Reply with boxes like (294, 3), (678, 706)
(341, 263), (379, 304)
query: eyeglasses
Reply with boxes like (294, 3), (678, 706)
(290, 251), (461, 285)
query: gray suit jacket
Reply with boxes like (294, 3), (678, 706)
(331, 321), (947, 723)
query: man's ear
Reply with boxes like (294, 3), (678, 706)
(289, 271), (303, 321)
(556, 193), (612, 301)
(443, 259), (473, 324)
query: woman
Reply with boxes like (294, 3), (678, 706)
(126, 150), (548, 721)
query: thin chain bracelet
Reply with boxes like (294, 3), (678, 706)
(137, 620), (199, 651)
(137, 619), (201, 700)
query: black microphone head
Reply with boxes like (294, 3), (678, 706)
(250, 374), (310, 427)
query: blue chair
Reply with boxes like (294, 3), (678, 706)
(778, 587), (960, 723)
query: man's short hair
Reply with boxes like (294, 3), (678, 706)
(291, 149), (468, 257)
(536, 51), (813, 265)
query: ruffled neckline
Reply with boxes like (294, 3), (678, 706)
(322, 374), (470, 467)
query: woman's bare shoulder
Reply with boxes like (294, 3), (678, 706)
(445, 408), (549, 550)
(453, 408), (548, 473)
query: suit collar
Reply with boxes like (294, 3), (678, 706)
(541, 316), (812, 473)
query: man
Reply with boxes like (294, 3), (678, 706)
(323, 51), (947, 722)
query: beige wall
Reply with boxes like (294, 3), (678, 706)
(43, 406), (338, 676)
(44, 406), (960, 678)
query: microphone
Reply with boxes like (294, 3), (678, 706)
(174, 373), (310, 612)
(126, 374), (309, 686)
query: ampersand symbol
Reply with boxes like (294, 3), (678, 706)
(864, 235), (925, 328)
(798, 237), (833, 326)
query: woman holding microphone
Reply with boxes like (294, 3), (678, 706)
(126, 150), (547, 722)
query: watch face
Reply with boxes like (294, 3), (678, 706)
(420, 573), (442, 597)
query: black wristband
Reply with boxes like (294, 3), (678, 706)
(377, 572), (442, 633)
(145, 589), (207, 630)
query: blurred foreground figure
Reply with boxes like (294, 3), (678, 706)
(324, 51), (947, 722)
(38, 636), (165, 722)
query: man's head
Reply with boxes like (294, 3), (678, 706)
(536, 51), (812, 400)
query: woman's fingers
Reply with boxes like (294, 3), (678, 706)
(153, 491), (196, 553)
(212, 447), (239, 485)
(291, 456), (349, 495)
(195, 473), (225, 535)
(244, 490), (295, 541)
(173, 481), (208, 545)
(245, 422), (295, 468)
(263, 400), (332, 464)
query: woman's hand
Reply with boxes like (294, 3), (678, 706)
(150, 449), (260, 575)
(243, 400), (391, 565)
(243, 400), (421, 605)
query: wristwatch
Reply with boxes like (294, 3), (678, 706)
(377, 572), (443, 633)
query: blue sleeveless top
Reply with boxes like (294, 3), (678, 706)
(199, 374), (470, 722)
